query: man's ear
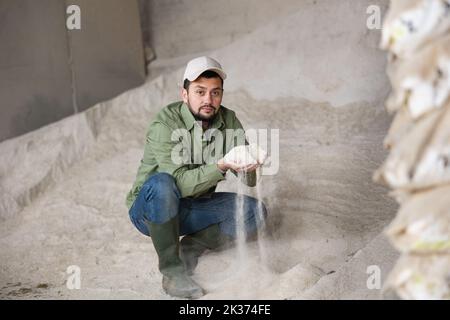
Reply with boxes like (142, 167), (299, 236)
(181, 88), (188, 104)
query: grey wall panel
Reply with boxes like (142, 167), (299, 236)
(0, 0), (146, 142)
(68, 0), (146, 112)
(0, 0), (74, 142)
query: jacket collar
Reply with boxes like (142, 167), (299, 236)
(181, 102), (224, 130)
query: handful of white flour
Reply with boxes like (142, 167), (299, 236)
(223, 144), (267, 166)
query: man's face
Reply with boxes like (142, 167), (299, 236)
(182, 76), (223, 121)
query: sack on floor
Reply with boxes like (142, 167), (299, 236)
(385, 185), (450, 253)
(374, 101), (450, 190)
(383, 253), (450, 299)
(381, 0), (450, 59)
(386, 34), (450, 118)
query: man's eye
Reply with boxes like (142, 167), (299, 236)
(196, 90), (205, 95)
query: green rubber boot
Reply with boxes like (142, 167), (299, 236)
(180, 224), (234, 276)
(146, 217), (205, 299)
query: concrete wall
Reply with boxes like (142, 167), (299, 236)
(0, 0), (146, 142)
(0, 1), (74, 143)
(143, 0), (310, 59)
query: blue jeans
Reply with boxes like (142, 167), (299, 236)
(129, 172), (268, 238)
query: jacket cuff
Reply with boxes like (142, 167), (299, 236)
(204, 163), (227, 181)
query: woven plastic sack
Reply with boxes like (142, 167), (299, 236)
(381, 0), (450, 59)
(386, 34), (450, 118)
(383, 253), (450, 299)
(386, 185), (450, 253)
(374, 103), (447, 189)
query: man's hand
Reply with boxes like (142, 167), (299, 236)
(217, 158), (261, 173)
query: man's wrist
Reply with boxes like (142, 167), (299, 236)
(217, 166), (226, 174)
(217, 162), (228, 174)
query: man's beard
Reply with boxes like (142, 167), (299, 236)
(187, 100), (218, 122)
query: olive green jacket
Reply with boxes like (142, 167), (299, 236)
(126, 101), (256, 210)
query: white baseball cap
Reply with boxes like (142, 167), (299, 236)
(182, 56), (227, 82)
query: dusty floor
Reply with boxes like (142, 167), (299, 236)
(0, 1), (399, 299)
(0, 76), (398, 299)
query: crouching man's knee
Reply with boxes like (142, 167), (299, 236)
(142, 172), (181, 224)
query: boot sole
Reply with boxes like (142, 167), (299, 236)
(162, 277), (205, 299)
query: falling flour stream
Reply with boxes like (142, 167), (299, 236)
(234, 167), (268, 272)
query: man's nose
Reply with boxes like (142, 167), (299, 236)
(203, 92), (212, 104)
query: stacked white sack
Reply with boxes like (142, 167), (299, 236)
(377, 0), (450, 300)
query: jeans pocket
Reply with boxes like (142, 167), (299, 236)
(143, 184), (154, 202)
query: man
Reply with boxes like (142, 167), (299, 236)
(126, 56), (268, 299)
